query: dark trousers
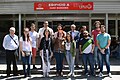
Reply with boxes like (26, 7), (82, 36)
(54, 52), (64, 73)
(6, 50), (18, 76)
(82, 53), (94, 75)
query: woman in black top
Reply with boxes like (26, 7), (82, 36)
(39, 29), (53, 77)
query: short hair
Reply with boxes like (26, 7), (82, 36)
(71, 24), (76, 28)
(94, 21), (101, 25)
(100, 25), (106, 28)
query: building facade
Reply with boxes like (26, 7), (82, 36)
(0, 0), (120, 49)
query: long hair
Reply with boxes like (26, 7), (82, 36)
(66, 33), (73, 42)
(23, 28), (30, 42)
(43, 29), (51, 38)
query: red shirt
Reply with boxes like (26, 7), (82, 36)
(92, 29), (101, 46)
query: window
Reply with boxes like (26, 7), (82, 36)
(108, 20), (115, 35)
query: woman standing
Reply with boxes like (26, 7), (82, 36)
(20, 28), (32, 77)
(54, 30), (65, 76)
(39, 29), (53, 77)
(65, 33), (76, 77)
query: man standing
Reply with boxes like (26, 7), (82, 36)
(3, 27), (19, 77)
(97, 25), (112, 77)
(68, 24), (80, 68)
(29, 23), (39, 69)
(92, 21), (101, 70)
(79, 31), (95, 76)
(38, 21), (54, 69)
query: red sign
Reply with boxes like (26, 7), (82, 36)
(34, 2), (94, 10)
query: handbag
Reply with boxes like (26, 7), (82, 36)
(9, 35), (19, 57)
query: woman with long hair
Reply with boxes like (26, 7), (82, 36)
(65, 33), (76, 77)
(53, 30), (65, 76)
(39, 29), (53, 77)
(20, 28), (32, 77)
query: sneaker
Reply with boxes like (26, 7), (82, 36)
(68, 72), (72, 76)
(46, 72), (49, 77)
(72, 73), (75, 77)
(108, 73), (112, 78)
(85, 73), (88, 76)
(99, 72), (103, 77)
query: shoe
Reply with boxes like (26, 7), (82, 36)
(7, 74), (10, 77)
(13, 74), (19, 76)
(68, 72), (72, 76)
(43, 73), (46, 77)
(75, 65), (80, 69)
(56, 73), (59, 76)
(85, 73), (88, 76)
(71, 73), (75, 77)
(46, 72), (49, 77)
(33, 65), (37, 69)
(107, 73), (112, 78)
(60, 72), (63, 76)
(99, 72), (103, 77)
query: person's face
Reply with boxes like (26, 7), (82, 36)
(101, 26), (106, 33)
(66, 34), (71, 41)
(57, 26), (62, 31)
(95, 23), (100, 28)
(24, 28), (29, 35)
(31, 24), (35, 30)
(71, 26), (75, 31)
(9, 30), (15, 35)
(45, 30), (50, 36)
(83, 31), (88, 37)
(43, 21), (49, 27)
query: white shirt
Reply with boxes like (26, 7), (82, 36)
(38, 27), (54, 39)
(29, 31), (39, 48)
(3, 34), (19, 50)
(65, 42), (71, 51)
(20, 37), (32, 52)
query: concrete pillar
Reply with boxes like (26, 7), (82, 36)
(105, 13), (108, 33)
(89, 13), (92, 34)
(19, 14), (21, 60)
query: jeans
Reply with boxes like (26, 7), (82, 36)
(54, 52), (64, 73)
(66, 50), (75, 74)
(98, 48), (110, 74)
(82, 53), (94, 75)
(75, 49), (80, 66)
(6, 50), (18, 76)
(21, 54), (31, 76)
(94, 46), (99, 66)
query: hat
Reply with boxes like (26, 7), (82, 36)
(10, 27), (15, 32)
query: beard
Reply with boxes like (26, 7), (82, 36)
(84, 35), (88, 37)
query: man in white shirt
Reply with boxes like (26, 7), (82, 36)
(38, 20), (54, 69)
(3, 27), (19, 77)
(29, 23), (39, 69)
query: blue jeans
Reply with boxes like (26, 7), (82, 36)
(21, 54), (31, 76)
(98, 48), (110, 74)
(82, 53), (94, 75)
(54, 52), (64, 73)
(94, 46), (99, 66)
(66, 50), (75, 74)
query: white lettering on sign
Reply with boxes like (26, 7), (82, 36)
(79, 3), (92, 9)
(48, 3), (69, 7)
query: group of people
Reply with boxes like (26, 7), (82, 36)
(2, 20), (112, 78)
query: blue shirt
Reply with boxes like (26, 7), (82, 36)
(96, 33), (111, 48)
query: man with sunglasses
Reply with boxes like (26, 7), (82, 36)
(79, 30), (95, 76)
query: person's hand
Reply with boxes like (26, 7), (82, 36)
(73, 57), (75, 59)
(22, 51), (25, 57)
(101, 49), (105, 54)
(91, 50), (94, 54)
(39, 50), (42, 56)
